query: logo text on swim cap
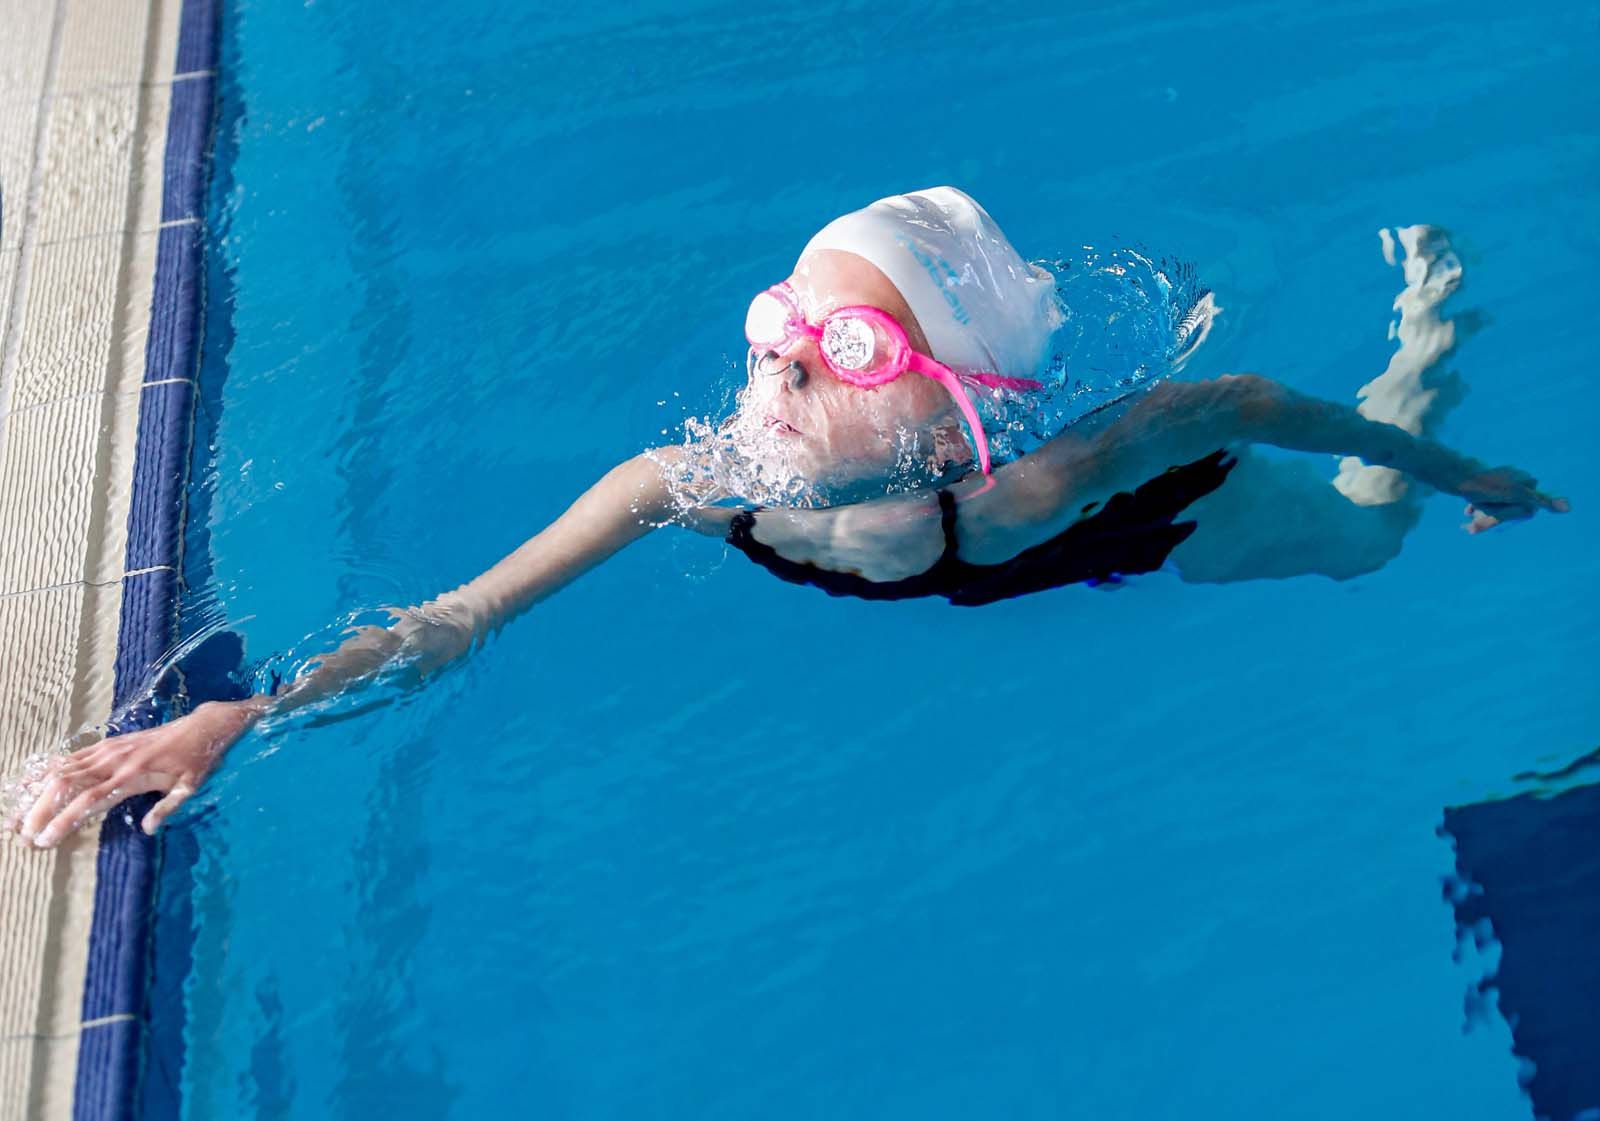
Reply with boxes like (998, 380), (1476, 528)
(894, 233), (972, 327)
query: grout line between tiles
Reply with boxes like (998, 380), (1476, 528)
(0, 567), (175, 604)
(0, 374), (195, 423)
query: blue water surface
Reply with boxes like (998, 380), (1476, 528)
(148, 1), (1597, 1117)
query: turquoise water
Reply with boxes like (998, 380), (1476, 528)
(146, 1), (1597, 1117)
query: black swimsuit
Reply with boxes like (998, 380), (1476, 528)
(727, 449), (1237, 606)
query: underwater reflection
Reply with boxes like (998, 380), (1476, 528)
(1441, 747), (1600, 1121)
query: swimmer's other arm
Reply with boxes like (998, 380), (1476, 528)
(994, 374), (1568, 534)
(9, 451), (695, 847)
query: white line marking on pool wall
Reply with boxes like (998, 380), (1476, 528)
(1, 0), (185, 1117)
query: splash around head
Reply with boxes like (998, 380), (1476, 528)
(730, 187), (1061, 488)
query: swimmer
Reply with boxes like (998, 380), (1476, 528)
(4, 187), (1567, 848)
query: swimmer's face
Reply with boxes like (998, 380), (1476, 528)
(735, 249), (970, 483)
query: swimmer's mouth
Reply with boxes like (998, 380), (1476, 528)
(764, 415), (803, 436)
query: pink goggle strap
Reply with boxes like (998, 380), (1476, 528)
(909, 355), (998, 475)
(957, 371), (1043, 392)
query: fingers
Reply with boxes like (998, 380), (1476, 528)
(10, 741), (121, 835)
(31, 769), (179, 848)
(17, 773), (72, 842)
(141, 781), (195, 836)
(1463, 486), (1569, 534)
(30, 781), (126, 849)
(11, 743), (175, 848)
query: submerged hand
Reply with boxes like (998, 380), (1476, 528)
(1458, 466), (1570, 534)
(3, 699), (260, 849)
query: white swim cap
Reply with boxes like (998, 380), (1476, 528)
(799, 187), (1061, 380)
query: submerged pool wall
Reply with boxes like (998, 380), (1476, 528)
(0, 0), (216, 1118)
(1442, 755), (1600, 1121)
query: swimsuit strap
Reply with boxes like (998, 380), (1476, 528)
(936, 488), (961, 562)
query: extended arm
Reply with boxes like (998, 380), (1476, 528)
(957, 374), (1565, 557)
(8, 451), (687, 846)
(268, 450), (681, 714)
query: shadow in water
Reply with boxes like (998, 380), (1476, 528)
(1441, 748), (1600, 1121)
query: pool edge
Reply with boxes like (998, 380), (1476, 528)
(74, 1), (221, 1118)
(0, 0), (216, 1117)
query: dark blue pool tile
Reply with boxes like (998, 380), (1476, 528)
(109, 569), (179, 735)
(143, 221), (201, 384)
(175, 0), (220, 76)
(160, 77), (215, 224)
(73, 1017), (144, 1117)
(122, 381), (195, 574)
(79, 797), (158, 1023)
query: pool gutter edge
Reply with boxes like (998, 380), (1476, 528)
(0, 0), (216, 1118)
(77, 0), (220, 1117)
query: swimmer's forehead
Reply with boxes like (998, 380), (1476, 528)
(786, 248), (930, 348)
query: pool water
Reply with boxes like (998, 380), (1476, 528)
(144, 1), (1597, 1117)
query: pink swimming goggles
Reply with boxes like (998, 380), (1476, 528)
(743, 282), (1041, 474)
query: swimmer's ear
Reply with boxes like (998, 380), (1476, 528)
(930, 419), (972, 468)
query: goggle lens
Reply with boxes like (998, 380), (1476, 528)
(744, 290), (793, 349)
(821, 315), (878, 372)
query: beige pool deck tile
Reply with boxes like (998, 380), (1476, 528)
(8, 228), (156, 409)
(30, 1031), (85, 1121)
(37, 829), (104, 1039)
(0, 1034), (81, 1121)
(146, 0), (183, 84)
(0, 248), (19, 366)
(0, 0), (55, 107)
(129, 71), (173, 235)
(0, 584), (124, 782)
(115, 227), (163, 395)
(6, 233), (121, 408)
(0, 581), (115, 1020)
(0, 831), (102, 1041)
(0, 388), (142, 595)
(55, 0), (155, 95)
(0, 98), (43, 256)
(1, 0), (185, 1114)
(34, 87), (140, 246)
(0, 838), (56, 1040)
(0, 586), (128, 1121)
(0, 1040), (30, 1121)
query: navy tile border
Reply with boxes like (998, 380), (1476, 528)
(121, 380), (195, 573)
(174, 0), (220, 77)
(72, 0), (222, 1117)
(142, 222), (203, 386)
(72, 1020), (144, 1118)
(160, 79), (215, 225)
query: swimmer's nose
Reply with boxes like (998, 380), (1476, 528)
(750, 348), (808, 389)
